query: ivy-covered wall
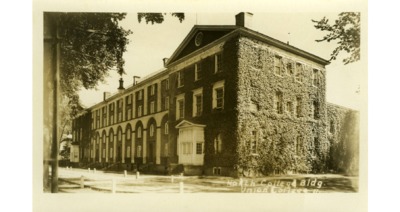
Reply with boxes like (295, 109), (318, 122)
(235, 36), (330, 176)
(327, 103), (359, 175)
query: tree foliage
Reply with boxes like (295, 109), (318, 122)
(312, 12), (360, 65)
(53, 12), (184, 116)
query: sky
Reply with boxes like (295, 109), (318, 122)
(78, 12), (364, 110)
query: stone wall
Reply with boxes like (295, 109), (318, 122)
(235, 36), (330, 176)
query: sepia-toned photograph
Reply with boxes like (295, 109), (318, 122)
(34, 0), (368, 211)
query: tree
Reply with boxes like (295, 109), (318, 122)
(312, 12), (360, 65)
(43, 12), (184, 192)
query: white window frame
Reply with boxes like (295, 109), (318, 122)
(274, 55), (283, 76)
(164, 122), (169, 135)
(137, 126), (142, 138)
(192, 88), (203, 117)
(178, 70), (184, 87)
(295, 62), (303, 83)
(212, 80), (225, 109)
(150, 84), (155, 96)
(312, 68), (319, 87)
(138, 90), (143, 100)
(195, 63), (202, 81)
(138, 105), (142, 117)
(149, 124), (155, 137)
(150, 101), (155, 114)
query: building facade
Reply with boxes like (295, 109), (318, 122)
(71, 13), (359, 176)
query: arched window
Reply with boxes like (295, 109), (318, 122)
(126, 146), (131, 158)
(117, 128), (122, 141)
(102, 134), (106, 143)
(126, 125), (132, 140)
(164, 122), (169, 135)
(137, 126), (142, 138)
(109, 131), (114, 143)
(150, 124), (155, 137)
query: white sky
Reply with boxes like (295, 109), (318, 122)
(78, 12), (364, 110)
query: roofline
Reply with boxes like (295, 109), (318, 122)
(165, 25), (238, 66)
(238, 27), (330, 65)
(87, 67), (169, 110)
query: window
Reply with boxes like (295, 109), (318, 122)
(313, 100), (320, 119)
(250, 131), (258, 154)
(117, 99), (123, 122)
(286, 101), (293, 114)
(137, 145), (142, 157)
(149, 124), (155, 137)
(117, 129), (122, 142)
(192, 88), (203, 117)
(330, 120), (335, 133)
(138, 105), (142, 117)
(195, 63), (203, 81)
(212, 81), (225, 109)
(96, 110), (100, 128)
(178, 70), (184, 87)
(102, 149), (106, 158)
(215, 53), (222, 73)
(296, 97), (302, 117)
(109, 103), (115, 125)
(137, 90), (143, 100)
(164, 96), (169, 110)
(150, 101), (155, 114)
(126, 127), (131, 140)
(164, 122), (169, 135)
(286, 62), (294, 75)
(137, 126), (142, 138)
(275, 91), (283, 114)
(295, 63), (303, 82)
(295, 136), (303, 155)
(313, 69), (319, 86)
(102, 106), (107, 127)
(214, 134), (223, 154)
(196, 143), (203, 154)
(102, 135), (106, 143)
(165, 79), (169, 90)
(213, 167), (221, 175)
(126, 146), (131, 158)
(109, 131), (114, 143)
(110, 148), (113, 158)
(125, 95), (132, 120)
(274, 55), (283, 76)
(176, 94), (185, 120)
(150, 84), (156, 96)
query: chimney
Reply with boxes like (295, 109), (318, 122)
(118, 77), (125, 92)
(235, 12), (253, 28)
(163, 58), (169, 67)
(103, 92), (111, 101)
(133, 76), (140, 85)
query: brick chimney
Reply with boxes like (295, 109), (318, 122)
(235, 12), (253, 28)
(103, 92), (111, 101)
(163, 58), (169, 67)
(118, 77), (125, 92)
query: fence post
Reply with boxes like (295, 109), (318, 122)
(80, 176), (84, 189)
(179, 182), (184, 193)
(124, 170), (127, 178)
(112, 178), (116, 194)
(136, 171), (139, 179)
(171, 175), (174, 183)
(88, 168), (90, 173)
(94, 168), (96, 174)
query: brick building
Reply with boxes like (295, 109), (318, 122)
(72, 13), (359, 176)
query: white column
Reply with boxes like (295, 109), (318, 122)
(156, 127), (161, 164)
(143, 129), (147, 164)
(131, 132), (135, 163)
(122, 134), (125, 163)
(105, 135), (109, 162)
(113, 134), (117, 163)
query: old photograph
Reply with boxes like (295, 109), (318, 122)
(35, 0), (368, 211)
